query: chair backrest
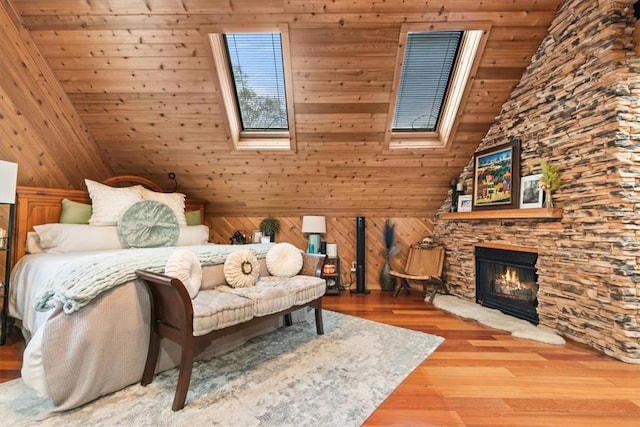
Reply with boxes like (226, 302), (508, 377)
(403, 245), (445, 277)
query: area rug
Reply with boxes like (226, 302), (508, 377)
(432, 295), (565, 345)
(0, 310), (444, 427)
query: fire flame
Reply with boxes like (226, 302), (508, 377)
(504, 267), (520, 284)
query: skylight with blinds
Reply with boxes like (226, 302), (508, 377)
(392, 31), (462, 132)
(224, 33), (288, 131)
(209, 26), (295, 150)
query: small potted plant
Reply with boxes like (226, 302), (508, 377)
(539, 161), (561, 208)
(259, 216), (280, 242)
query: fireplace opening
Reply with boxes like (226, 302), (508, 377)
(475, 246), (539, 324)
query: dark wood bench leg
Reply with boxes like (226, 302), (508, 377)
(284, 313), (293, 326)
(172, 339), (196, 411)
(315, 308), (324, 335)
(141, 315), (160, 386)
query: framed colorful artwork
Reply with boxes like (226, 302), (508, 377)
(472, 141), (520, 210)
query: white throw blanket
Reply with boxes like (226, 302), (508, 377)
(34, 244), (273, 314)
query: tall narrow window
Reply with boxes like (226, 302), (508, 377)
(393, 31), (462, 132)
(224, 33), (288, 131)
(209, 25), (296, 151)
(386, 25), (485, 150)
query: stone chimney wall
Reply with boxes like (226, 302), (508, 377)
(433, 0), (640, 363)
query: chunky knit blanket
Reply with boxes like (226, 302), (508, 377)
(34, 244), (274, 314)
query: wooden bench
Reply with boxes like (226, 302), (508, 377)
(135, 253), (327, 411)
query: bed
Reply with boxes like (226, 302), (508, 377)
(8, 176), (281, 411)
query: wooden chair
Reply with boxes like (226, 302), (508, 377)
(389, 245), (446, 302)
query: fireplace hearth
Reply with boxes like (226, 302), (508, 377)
(475, 246), (539, 324)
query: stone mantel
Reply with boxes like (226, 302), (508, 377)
(440, 208), (563, 221)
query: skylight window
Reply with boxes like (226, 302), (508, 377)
(393, 31), (462, 132)
(224, 33), (288, 131)
(209, 26), (296, 151)
(386, 25), (485, 150)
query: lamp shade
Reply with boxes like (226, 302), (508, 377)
(301, 215), (326, 234)
(0, 160), (18, 204)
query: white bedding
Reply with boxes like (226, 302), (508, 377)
(8, 244), (282, 411)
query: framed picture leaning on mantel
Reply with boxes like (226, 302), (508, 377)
(472, 140), (520, 210)
(520, 173), (543, 209)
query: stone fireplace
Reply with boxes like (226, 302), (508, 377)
(475, 246), (538, 324)
(432, 0), (639, 364)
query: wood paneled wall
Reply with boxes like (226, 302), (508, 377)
(209, 215), (432, 291)
(0, 1), (111, 189)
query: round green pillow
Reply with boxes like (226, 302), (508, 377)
(117, 200), (179, 248)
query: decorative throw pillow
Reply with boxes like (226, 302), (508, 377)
(117, 200), (179, 248)
(33, 224), (123, 253)
(266, 242), (303, 277)
(185, 210), (202, 226)
(140, 187), (187, 227)
(59, 199), (92, 224)
(85, 179), (143, 226)
(224, 249), (260, 288)
(165, 249), (202, 298)
(175, 225), (209, 246)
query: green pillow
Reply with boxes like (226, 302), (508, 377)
(185, 210), (202, 226)
(59, 199), (92, 224)
(117, 200), (179, 248)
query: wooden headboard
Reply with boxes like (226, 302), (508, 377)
(14, 176), (206, 263)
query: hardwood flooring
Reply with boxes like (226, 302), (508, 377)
(1, 291), (638, 426)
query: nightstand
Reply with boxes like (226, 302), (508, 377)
(321, 256), (341, 295)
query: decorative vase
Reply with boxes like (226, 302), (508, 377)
(544, 189), (553, 208)
(379, 257), (396, 292)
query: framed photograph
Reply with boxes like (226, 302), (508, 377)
(252, 230), (263, 244)
(472, 141), (520, 210)
(520, 174), (543, 209)
(457, 195), (472, 212)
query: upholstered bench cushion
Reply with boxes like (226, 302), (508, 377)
(218, 285), (297, 317)
(191, 290), (256, 336)
(258, 275), (326, 305)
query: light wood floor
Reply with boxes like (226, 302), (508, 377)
(1, 291), (639, 426)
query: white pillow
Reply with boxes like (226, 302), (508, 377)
(85, 179), (143, 226)
(140, 187), (187, 227)
(32, 223), (209, 254)
(26, 232), (44, 254)
(34, 224), (123, 253)
(165, 249), (202, 298)
(266, 243), (303, 277)
(224, 250), (260, 288)
(176, 225), (209, 246)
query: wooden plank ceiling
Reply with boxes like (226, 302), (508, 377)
(9, 0), (562, 217)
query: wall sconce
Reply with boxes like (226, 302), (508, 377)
(168, 172), (178, 192)
(301, 215), (326, 254)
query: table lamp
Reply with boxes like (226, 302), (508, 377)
(301, 215), (326, 254)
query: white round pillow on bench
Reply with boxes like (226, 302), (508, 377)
(165, 249), (202, 298)
(224, 249), (260, 288)
(266, 242), (303, 277)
